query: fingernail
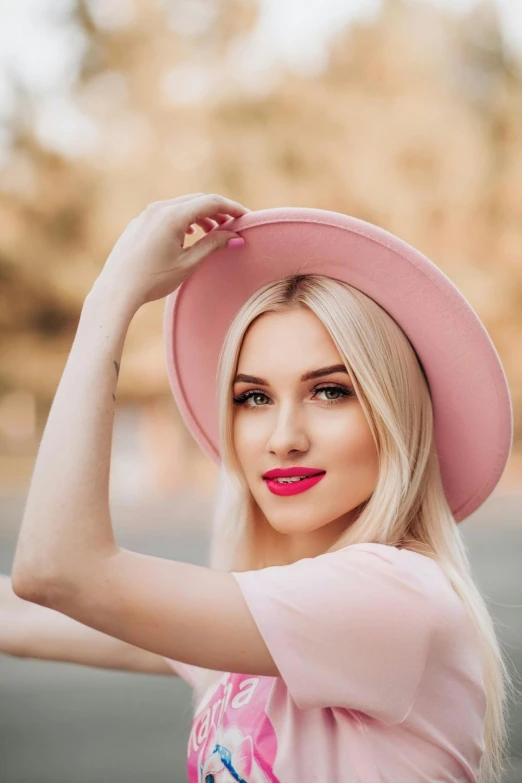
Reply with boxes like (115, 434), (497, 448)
(227, 237), (245, 248)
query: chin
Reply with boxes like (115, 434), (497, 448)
(267, 512), (325, 535)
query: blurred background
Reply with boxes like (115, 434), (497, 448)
(0, 0), (521, 780)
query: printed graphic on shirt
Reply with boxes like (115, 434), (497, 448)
(187, 672), (282, 783)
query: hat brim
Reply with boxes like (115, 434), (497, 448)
(163, 207), (513, 522)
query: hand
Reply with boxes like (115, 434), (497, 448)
(91, 192), (250, 309)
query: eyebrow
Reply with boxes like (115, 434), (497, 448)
(233, 364), (350, 386)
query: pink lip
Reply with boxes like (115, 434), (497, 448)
(264, 473), (326, 496)
(263, 467), (325, 479)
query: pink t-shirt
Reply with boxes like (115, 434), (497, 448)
(163, 543), (486, 782)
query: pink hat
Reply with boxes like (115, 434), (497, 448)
(163, 207), (513, 522)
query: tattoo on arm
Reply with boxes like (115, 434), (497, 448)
(113, 361), (119, 403)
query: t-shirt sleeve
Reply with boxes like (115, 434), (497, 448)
(230, 543), (437, 724)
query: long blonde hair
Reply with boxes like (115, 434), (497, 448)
(190, 274), (514, 783)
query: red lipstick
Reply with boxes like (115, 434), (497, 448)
(263, 467), (325, 479)
(262, 467), (326, 497)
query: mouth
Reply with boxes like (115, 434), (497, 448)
(264, 472), (324, 483)
(263, 472), (326, 496)
(262, 467), (326, 480)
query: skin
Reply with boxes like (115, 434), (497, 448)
(233, 308), (380, 564)
(9, 194), (385, 680)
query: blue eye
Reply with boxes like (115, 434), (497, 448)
(233, 384), (354, 409)
(205, 776), (214, 783)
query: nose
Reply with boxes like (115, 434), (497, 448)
(266, 402), (310, 457)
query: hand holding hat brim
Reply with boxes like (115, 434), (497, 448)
(163, 207), (513, 522)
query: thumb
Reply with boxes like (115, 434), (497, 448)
(182, 230), (244, 265)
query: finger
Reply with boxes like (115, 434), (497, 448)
(194, 217), (218, 232)
(204, 215), (231, 230)
(181, 194), (250, 225)
(181, 229), (243, 266)
(149, 194), (249, 214)
(164, 194), (249, 238)
(213, 212), (235, 224)
(174, 194), (250, 216)
(146, 195), (249, 232)
(187, 213), (230, 234)
(160, 193), (207, 206)
(186, 217), (225, 234)
(191, 212), (237, 233)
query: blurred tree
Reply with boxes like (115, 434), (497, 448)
(0, 0), (520, 483)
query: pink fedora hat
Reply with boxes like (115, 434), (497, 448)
(163, 207), (513, 522)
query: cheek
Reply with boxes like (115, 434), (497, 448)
(333, 409), (378, 470)
(233, 415), (259, 467)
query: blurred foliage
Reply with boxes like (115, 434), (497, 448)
(0, 0), (521, 454)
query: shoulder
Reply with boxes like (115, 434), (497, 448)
(334, 542), (467, 624)
(234, 541), (462, 631)
(334, 541), (446, 583)
(325, 541), (435, 578)
(340, 541), (441, 577)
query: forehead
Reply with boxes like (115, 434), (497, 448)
(237, 309), (343, 371)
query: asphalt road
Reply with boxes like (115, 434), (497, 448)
(1, 492), (521, 783)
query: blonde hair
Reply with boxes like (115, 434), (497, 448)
(190, 274), (515, 783)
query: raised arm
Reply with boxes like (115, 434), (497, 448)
(1, 574), (175, 675)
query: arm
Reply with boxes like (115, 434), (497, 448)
(11, 284), (130, 591)
(10, 195), (276, 678)
(8, 281), (277, 677)
(12, 193), (247, 592)
(1, 575), (176, 675)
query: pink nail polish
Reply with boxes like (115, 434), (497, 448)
(227, 237), (245, 248)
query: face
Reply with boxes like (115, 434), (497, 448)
(232, 308), (380, 562)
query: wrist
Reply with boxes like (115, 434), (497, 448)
(84, 278), (141, 322)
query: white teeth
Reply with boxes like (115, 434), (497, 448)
(274, 476), (307, 483)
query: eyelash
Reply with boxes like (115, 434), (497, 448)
(232, 384), (355, 409)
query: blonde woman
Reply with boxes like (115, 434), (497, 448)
(11, 194), (514, 782)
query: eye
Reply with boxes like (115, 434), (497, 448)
(315, 385), (347, 402)
(232, 384), (354, 409)
(233, 390), (270, 407)
(205, 776), (215, 783)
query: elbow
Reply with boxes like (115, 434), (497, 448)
(11, 565), (55, 607)
(11, 542), (70, 606)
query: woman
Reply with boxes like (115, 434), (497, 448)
(11, 193), (514, 782)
